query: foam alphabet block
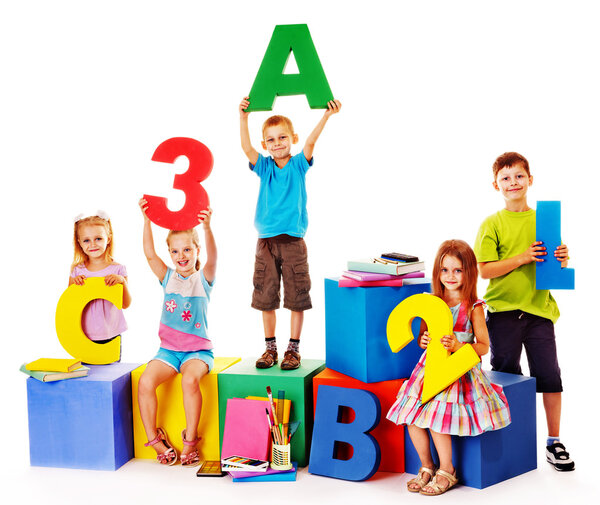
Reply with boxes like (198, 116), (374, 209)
(27, 363), (140, 470)
(404, 371), (537, 488)
(309, 385), (381, 481)
(143, 137), (213, 231)
(131, 357), (240, 461)
(217, 358), (325, 467)
(313, 368), (405, 473)
(55, 277), (122, 364)
(388, 293), (480, 403)
(245, 24), (334, 111)
(536, 201), (575, 290)
(325, 278), (430, 383)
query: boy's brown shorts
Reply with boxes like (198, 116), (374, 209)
(251, 235), (312, 312)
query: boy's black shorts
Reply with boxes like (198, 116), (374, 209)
(486, 310), (562, 393)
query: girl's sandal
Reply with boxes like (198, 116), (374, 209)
(406, 466), (435, 493)
(145, 427), (178, 465)
(419, 469), (458, 496)
(180, 429), (202, 467)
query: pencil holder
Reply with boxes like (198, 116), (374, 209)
(271, 443), (292, 470)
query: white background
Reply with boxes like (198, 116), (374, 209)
(1, 1), (598, 503)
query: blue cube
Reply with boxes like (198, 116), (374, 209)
(27, 362), (140, 470)
(325, 278), (430, 383)
(404, 371), (537, 488)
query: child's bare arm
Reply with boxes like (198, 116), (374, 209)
(303, 99), (341, 162)
(240, 96), (259, 165)
(478, 241), (547, 279)
(200, 208), (217, 284)
(139, 198), (168, 282)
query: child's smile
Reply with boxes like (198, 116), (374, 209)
(168, 234), (199, 277)
(261, 124), (298, 164)
(77, 224), (109, 261)
(439, 255), (464, 292)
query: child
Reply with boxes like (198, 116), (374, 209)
(70, 212), (131, 350)
(137, 199), (217, 466)
(239, 96), (341, 370)
(387, 240), (510, 496)
(474, 151), (574, 471)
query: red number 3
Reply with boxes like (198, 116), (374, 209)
(143, 137), (213, 230)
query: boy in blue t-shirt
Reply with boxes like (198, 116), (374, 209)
(239, 96), (341, 370)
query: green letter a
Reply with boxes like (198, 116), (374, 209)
(245, 24), (334, 112)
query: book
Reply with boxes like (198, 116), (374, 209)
(221, 398), (271, 462)
(26, 358), (82, 373)
(230, 462), (298, 482)
(221, 455), (269, 472)
(338, 277), (405, 288)
(342, 270), (425, 282)
(20, 363), (89, 382)
(347, 259), (425, 276)
(402, 277), (432, 285)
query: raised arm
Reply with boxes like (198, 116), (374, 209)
(199, 208), (217, 284)
(303, 99), (342, 162)
(240, 96), (259, 166)
(139, 198), (168, 282)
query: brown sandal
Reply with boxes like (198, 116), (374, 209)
(406, 466), (435, 492)
(256, 349), (278, 369)
(145, 427), (178, 465)
(180, 430), (201, 467)
(280, 350), (301, 370)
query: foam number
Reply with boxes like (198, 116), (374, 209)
(55, 277), (123, 365)
(143, 137), (213, 231)
(535, 201), (575, 290)
(387, 293), (480, 403)
(245, 24), (334, 112)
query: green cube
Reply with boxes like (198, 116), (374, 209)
(218, 358), (325, 467)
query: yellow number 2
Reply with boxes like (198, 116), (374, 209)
(387, 293), (480, 403)
(55, 277), (123, 365)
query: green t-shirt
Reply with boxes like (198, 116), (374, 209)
(474, 209), (560, 323)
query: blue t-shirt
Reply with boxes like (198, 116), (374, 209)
(158, 268), (214, 351)
(250, 152), (313, 238)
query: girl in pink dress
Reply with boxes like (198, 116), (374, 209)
(387, 240), (510, 496)
(69, 212), (131, 352)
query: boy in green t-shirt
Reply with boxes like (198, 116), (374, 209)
(474, 152), (574, 471)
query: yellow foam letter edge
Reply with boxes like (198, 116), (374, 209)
(386, 293), (480, 403)
(55, 277), (123, 365)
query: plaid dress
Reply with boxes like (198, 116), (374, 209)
(386, 300), (511, 436)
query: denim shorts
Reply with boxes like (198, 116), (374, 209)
(486, 310), (562, 393)
(152, 347), (214, 373)
(251, 235), (312, 312)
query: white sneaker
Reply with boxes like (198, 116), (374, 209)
(546, 442), (575, 471)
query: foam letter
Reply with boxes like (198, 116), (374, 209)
(245, 24), (334, 112)
(55, 277), (122, 364)
(143, 137), (213, 231)
(309, 385), (381, 481)
(387, 293), (480, 403)
(536, 201), (575, 290)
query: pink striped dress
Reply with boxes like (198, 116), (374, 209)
(386, 300), (511, 436)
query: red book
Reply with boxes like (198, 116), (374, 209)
(338, 277), (406, 287)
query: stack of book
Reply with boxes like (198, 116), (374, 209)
(20, 358), (89, 382)
(340, 253), (429, 287)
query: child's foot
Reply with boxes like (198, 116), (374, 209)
(420, 468), (458, 496)
(145, 427), (178, 465)
(256, 349), (278, 368)
(181, 430), (201, 467)
(406, 466), (435, 492)
(546, 441), (575, 471)
(280, 350), (301, 370)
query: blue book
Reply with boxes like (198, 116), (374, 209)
(231, 462), (297, 482)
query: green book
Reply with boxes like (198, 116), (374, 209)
(20, 363), (90, 382)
